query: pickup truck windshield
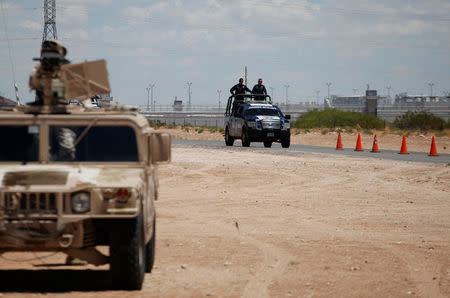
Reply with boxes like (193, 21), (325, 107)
(0, 125), (39, 162)
(49, 126), (138, 162)
(245, 108), (282, 117)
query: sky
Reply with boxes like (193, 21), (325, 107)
(0, 0), (449, 107)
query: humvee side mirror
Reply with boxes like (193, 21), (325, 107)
(285, 115), (291, 120)
(149, 132), (171, 164)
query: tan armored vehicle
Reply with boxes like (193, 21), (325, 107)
(0, 41), (171, 290)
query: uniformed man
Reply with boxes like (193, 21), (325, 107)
(252, 78), (267, 100)
(230, 78), (251, 113)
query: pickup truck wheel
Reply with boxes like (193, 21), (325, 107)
(242, 128), (250, 147)
(145, 218), (156, 273)
(225, 127), (234, 146)
(281, 137), (290, 148)
(110, 212), (146, 290)
(263, 141), (272, 148)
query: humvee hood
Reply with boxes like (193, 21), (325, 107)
(0, 165), (144, 189)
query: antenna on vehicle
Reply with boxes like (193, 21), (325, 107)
(244, 66), (247, 86)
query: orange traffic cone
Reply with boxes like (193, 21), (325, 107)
(399, 135), (408, 154)
(336, 132), (343, 150)
(355, 133), (363, 151)
(371, 134), (379, 153)
(429, 136), (439, 156)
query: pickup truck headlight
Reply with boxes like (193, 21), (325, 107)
(72, 192), (90, 213)
(247, 121), (256, 129)
(282, 121), (290, 130)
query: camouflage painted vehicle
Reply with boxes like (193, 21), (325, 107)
(0, 40), (171, 290)
(0, 106), (170, 289)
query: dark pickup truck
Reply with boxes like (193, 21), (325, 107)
(224, 94), (290, 148)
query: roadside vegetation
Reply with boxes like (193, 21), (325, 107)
(392, 111), (449, 131)
(293, 109), (386, 130)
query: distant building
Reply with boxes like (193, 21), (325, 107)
(172, 96), (183, 111)
(0, 96), (16, 107)
(330, 95), (365, 112)
(394, 93), (448, 104)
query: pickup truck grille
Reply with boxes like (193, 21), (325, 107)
(2, 192), (57, 215)
(261, 120), (281, 129)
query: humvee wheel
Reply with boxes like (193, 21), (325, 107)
(263, 141), (272, 148)
(110, 212), (146, 290)
(145, 218), (156, 273)
(225, 127), (234, 146)
(242, 128), (250, 147)
(281, 137), (290, 148)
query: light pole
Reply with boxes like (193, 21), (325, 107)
(150, 83), (155, 111)
(217, 89), (222, 110)
(326, 82), (332, 100)
(145, 86), (150, 112)
(428, 82), (434, 97)
(269, 87), (275, 101)
(187, 82), (192, 107)
(284, 84), (290, 105)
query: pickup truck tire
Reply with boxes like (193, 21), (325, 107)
(145, 218), (156, 273)
(281, 137), (290, 148)
(242, 128), (250, 147)
(263, 141), (272, 148)
(110, 212), (146, 290)
(225, 127), (234, 146)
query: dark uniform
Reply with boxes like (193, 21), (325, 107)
(252, 84), (267, 100)
(230, 83), (251, 114)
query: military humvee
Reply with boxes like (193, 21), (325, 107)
(0, 40), (171, 290)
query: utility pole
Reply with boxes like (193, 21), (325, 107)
(269, 87), (275, 101)
(43, 0), (57, 41)
(187, 82), (192, 107)
(284, 85), (290, 105)
(428, 82), (434, 97)
(326, 82), (332, 100)
(217, 89), (221, 110)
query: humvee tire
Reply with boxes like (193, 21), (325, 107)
(145, 219), (156, 273)
(242, 128), (250, 147)
(281, 137), (290, 148)
(225, 127), (234, 146)
(110, 212), (146, 290)
(263, 141), (272, 148)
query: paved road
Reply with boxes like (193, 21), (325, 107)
(173, 139), (450, 164)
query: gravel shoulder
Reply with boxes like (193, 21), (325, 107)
(1, 146), (449, 297)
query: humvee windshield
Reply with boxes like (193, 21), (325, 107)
(0, 125), (39, 162)
(49, 126), (138, 162)
(245, 108), (282, 117)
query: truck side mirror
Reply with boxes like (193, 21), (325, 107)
(285, 115), (291, 120)
(149, 132), (171, 164)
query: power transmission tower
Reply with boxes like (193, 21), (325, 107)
(269, 87), (275, 101)
(217, 90), (222, 110)
(428, 82), (434, 97)
(43, 0), (57, 42)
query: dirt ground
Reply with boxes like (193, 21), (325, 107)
(168, 127), (450, 154)
(0, 145), (449, 297)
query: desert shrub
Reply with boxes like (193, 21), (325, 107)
(293, 109), (385, 130)
(393, 111), (445, 131)
(363, 129), (373, 135)
(321, 129), (329, 135)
